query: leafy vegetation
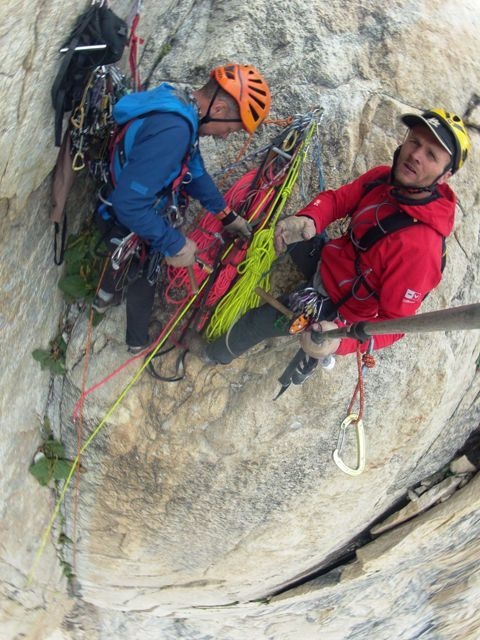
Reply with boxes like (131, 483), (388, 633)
(32, 334), (67, 375)
(29, 436), (75, 487)
(32, 222), (106, 375)
(58, 225), (106, 303)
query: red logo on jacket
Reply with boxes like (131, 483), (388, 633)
(403, 288), (422, 303)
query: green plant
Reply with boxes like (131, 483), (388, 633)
(29, 437), (75, 486)
(58, 224), (106, 303)
(32, 334), (67, 375)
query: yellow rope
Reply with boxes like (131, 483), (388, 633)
(205, 227), (276, 339)
(27, 288), (202, 586)
(206, 120), (317, 340)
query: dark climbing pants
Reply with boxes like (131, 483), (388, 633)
(206, 235), (333, 364)
(95, 212), (156, 348)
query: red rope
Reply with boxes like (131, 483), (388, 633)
(71, 298), (194, 422)
(128, 13), (144, 92)
(164, 169), (278, 311)
(346, 346), (376, 419)
(72, 134), (295, 411)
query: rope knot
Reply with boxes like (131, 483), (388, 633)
(362, 354), (376, 369)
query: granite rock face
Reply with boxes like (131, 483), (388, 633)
(0, 0), (479, 638)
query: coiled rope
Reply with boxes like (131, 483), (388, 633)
(206, 118), (319, 339)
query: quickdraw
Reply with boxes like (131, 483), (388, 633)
(110, 231), (143, 270)
(69, 64), (129, 183)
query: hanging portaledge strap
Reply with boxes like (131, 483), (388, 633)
(332, 413), (366, 476)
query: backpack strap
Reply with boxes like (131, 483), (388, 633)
(332, 211), (445, 311)
(108, 118), (144, 187)
(349, 212), (420, 302)
(109, 113), (192, 195)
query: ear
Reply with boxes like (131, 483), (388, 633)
(437, 169), (452, 185)
(211, 98), (229, 116)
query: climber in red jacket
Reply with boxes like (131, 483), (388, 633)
(205, 108), (471, 364)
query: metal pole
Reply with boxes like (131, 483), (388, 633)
(255, 288), (479, 340)
(321, 303), (480, 341)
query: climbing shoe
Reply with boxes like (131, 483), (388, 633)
(92, 289), (119, 313)
(127, 343), (151, 355)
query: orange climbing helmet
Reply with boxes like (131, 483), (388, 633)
(211, 63), (271, 134)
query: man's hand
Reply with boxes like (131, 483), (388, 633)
(165, 238), (198, 268)
(299, 321), (341, 359)
(274, 216), (317, 254)
(223, 214), (252, 240)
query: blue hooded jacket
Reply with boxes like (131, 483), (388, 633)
(110, 84), (226, 256)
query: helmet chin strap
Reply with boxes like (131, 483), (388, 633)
(199, 85), (242, 127)
(199, 85), (220, 127)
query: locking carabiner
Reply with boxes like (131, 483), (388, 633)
(332, 413), (366, 476)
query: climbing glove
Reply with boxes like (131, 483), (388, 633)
(165, 237), (198, 268)
(219, 207), (252, 240)
(274, 215), (317, 254)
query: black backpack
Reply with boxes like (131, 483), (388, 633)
(51, 3), (128, 146)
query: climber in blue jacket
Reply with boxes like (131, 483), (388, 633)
(93, 63), (271, 352)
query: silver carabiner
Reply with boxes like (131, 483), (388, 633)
(332, 413), (366, 476)
(111, 232), (138, 270)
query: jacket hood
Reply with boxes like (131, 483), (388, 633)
(113, 83), (199, 147)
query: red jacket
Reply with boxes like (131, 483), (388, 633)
(296, 166), (457, 355)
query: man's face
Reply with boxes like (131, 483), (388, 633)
(394, 125), (452, 190)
